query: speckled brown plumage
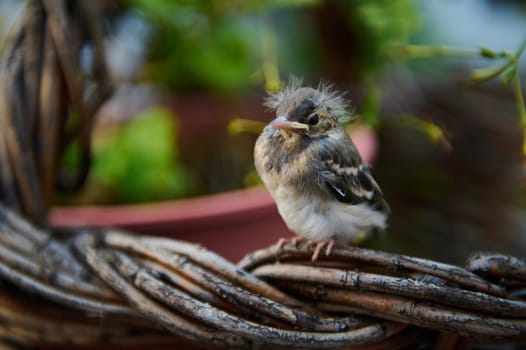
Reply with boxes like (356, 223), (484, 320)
(254, 82), (389, 261)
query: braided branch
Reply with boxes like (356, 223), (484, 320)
(0, 1), (525, 349)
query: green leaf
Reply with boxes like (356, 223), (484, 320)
(92, 107), (194, 203)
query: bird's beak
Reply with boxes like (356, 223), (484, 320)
(270, 116), (309, 132)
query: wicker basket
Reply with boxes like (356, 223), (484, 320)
(0, 1), (525, 349)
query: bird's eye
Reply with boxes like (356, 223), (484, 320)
(307, 113), (319, 125)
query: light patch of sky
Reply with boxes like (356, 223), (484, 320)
(0, 0), (24, 40)
(106, 13), (152, 81)
(418, 0), (526, 56)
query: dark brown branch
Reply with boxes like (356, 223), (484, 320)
(466, 253), (526, 281)
(138, 258), (296, 329)
(109, 250), (402, 349)
(38, 18), (65, 205)
(97, 231), (370, 332)
(280, 282), (526, 337)
(23, 0), (45, 136)
(251, 263), (526, 317)
(76, 235), (251, 349)
(103, 231), (324, 315)
(0, 257), (136, 317)
(0, 31), (47, 224)
(239, 243), (506, 297)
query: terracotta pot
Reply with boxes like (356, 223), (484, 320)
(50, 187), (289, 262)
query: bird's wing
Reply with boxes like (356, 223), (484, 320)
(318, 145), (390, 214)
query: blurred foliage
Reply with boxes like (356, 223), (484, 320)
(394, 41), (526, 151)
(398, 114), (451, 152)
(76, 0), (420, 203)
(227, 118), (265, 135)
(126, 0), (323, 90)
(342, 0), (419, 78)
(4, 0), (520, 260)
(126, 0), (419, 90)
(360, 87), (382, 129)
(129, 0), (257, 91)
(53, 0), (526, 209)
(269, 7), (325, 85)
(472, 42), (526, 150)
(90, 108), (194, 203)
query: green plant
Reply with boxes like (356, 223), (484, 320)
(91, 107), (194, 203)
(128, 0), (321, 91)
(126, 0), (419, 91)
(391, 41), (526, 152)
(344, 0), (419, 78)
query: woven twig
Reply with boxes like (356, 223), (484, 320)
(0, 0), (111, 226)
(1, 1), (526, 349)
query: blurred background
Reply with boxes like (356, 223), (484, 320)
(1, 0), (525, 264)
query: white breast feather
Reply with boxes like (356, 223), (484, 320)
(271, 186), (386, 244)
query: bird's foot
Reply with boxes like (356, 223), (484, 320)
(276, 236), (307, 252)
(275, 236), (307, 261)
(311, 239), (335, 263)
(275, 237), (334, 263)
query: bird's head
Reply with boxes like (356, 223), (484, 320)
(264, 82), (351, 143)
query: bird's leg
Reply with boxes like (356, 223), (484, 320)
(275, 236), (308, 261)
(276, 236), (307, 252)
(276, 237), (335, 262)
(311, 239), (335, 263)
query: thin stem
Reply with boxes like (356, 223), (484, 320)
(512, 68), (526, 155)
(471, 60), (514, 82)
(511, 38), (526, 152)
(514, 69), (526, 129)
(391, 44), (510, 60)
(227, 118), (265, 135)
(395, 41), (526, 156)
(260, 14), (280, 92)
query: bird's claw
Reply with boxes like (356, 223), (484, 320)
(275, 237), (335, 263)
(276, 236), (306, 252)
(275, 236), (307, 261)
(311, 239), (335, 263)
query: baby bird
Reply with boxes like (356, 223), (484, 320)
(254, 82), (389, 262)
